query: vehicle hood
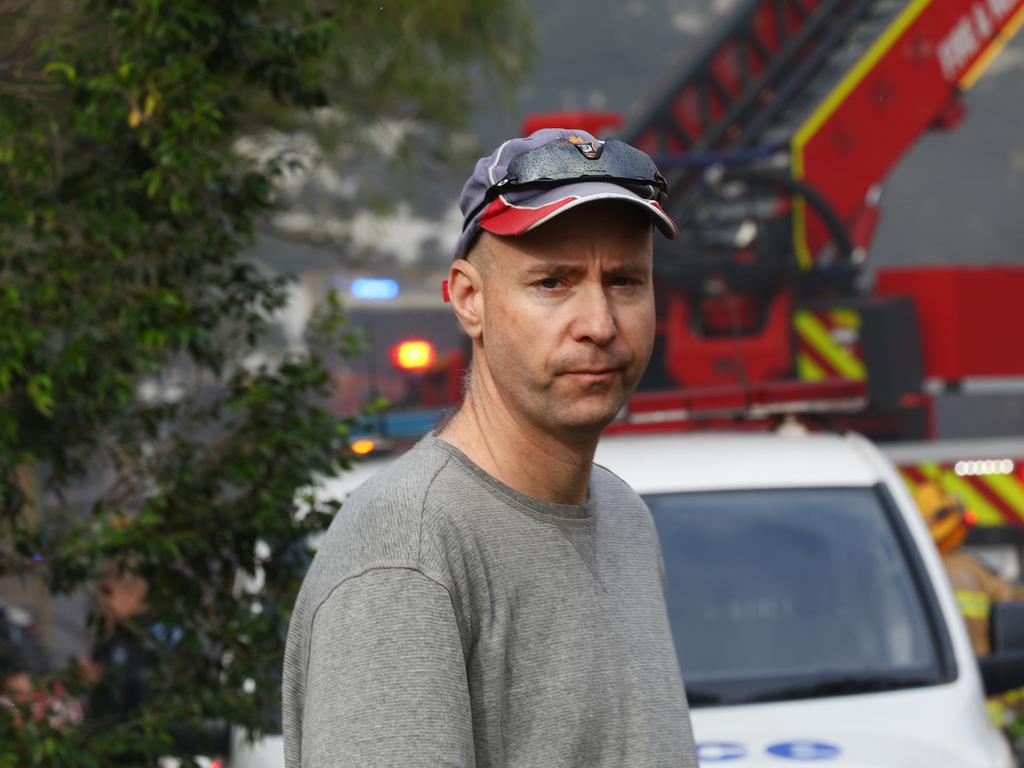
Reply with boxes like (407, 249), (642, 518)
(688, 682), (1010, 767)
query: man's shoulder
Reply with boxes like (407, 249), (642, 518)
(591, 461), (659, 529)
(300, 439), (455, 600)
(344, 437), (454, 518)
(591, 461), (647, 506)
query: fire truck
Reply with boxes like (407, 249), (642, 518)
(511, 0), (1024, 437)
(345, 0), (1024, 554)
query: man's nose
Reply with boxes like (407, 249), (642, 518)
(571, 284), (617, 346)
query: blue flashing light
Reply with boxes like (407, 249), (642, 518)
(351, 277), (399, 301)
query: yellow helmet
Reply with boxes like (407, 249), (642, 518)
(914, 481), (968, 553)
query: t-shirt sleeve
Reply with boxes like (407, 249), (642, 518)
(302, 568), (475, 768)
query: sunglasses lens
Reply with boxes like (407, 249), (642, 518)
(504, 139), (666, 193)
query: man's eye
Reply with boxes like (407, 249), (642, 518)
(610, 276), (639, 287)
(538, 277), (560, 289)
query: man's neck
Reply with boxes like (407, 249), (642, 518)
(437, 382), (598, 506)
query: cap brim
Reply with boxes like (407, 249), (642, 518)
(478, 181), (679, 240)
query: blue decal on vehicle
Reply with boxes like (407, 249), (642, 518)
(766, 740), (841, 760)
(697, 741), (747, 761)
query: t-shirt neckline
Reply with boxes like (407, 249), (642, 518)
(427, 434), (594, 523)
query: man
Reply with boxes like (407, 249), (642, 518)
(283, 128), (699, 767)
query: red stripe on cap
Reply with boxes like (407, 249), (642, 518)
(650, 200), (680, 239)
(479, 196), (577, 236)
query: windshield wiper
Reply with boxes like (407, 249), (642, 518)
(745, 674), (936, 704)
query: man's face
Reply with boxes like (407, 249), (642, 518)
(468, 201), (655, 437)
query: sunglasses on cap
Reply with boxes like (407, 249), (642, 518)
(462, 138), (669, 230)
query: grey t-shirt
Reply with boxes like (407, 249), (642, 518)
(282, 435), (698, 767)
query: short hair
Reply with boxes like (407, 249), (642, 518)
(462, 233), (493, 272)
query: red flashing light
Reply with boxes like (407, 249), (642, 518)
(392, 339), (436, 372)
(964, 509), (979, 527)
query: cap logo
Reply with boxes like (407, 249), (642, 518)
(568, 135), (603, 160)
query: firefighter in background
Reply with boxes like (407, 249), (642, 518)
(915, 480), (1016, 656)
(915, 479), (1024, 745)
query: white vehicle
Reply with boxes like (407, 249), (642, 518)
(595, 430), (1022, 767)
(235, 429), (1024, 767)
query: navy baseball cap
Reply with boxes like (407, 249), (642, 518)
(453, 128), (679, 261)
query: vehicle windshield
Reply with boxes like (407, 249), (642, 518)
(644, 486), (945, 706)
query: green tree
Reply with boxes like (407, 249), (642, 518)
(0, 1), (529, 763)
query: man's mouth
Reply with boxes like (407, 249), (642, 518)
(563, 367), (622, 382)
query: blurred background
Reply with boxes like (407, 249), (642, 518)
(259, 0), (1024, 440)
(2, 0), (1023, 765)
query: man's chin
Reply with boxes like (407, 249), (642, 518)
(550, 398), (626, 436)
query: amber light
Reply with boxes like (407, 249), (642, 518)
(392, 339), (436, 372)
(351, 439), (375, 455)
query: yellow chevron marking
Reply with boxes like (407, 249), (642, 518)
(797, 352), (827, 381)
(793, 312), (866, 380)
(920, 463), (1004, 527)
(791, 0), (934, 269)
(984, 472), (1024, 516)
(960, 1), (1024, 89)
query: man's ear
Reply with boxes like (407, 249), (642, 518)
(448, 257), (485, 340)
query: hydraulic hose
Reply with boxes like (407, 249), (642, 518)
(714, 168), (855, 266)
